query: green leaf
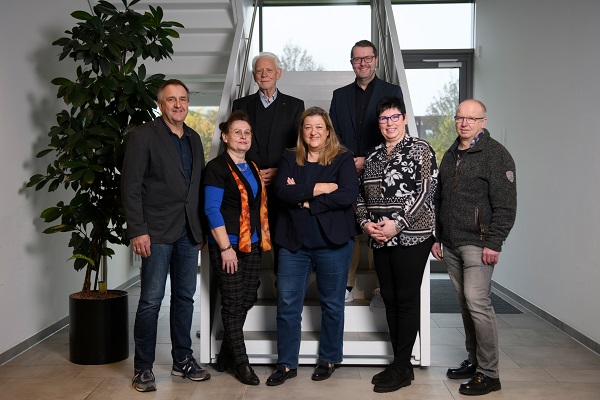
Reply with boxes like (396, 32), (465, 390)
(51, 77), (72, 86)
(71, 10), (92, 21)
(42, 224), (76, 234)
(68, 254), (96, 267)
(123, 57), (137, 75)
(83, 169), (96, 184)
(36, 148), (54, 158)
(40, 207), (62, 222)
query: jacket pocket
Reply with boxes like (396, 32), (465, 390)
(474, 206), (486, 240)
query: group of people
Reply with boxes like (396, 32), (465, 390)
(121, 39), (517, 397)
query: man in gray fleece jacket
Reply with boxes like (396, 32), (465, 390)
(432, 99), (516, 396)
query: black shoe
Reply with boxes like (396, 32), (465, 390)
(266, 365), (298, 386)
(459, 372), (501, 395)
(311, 361), (335, 381)
(234, 363), (260, 386)
(373, 366), (411, 393)
(372, 365), (414, 385)
(447, 359), (477, 379)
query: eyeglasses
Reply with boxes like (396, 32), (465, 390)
(378, 113), (404, 124)
(230, 129), (252, 137)
(454, 116), (486, 124)
(350, 55), (376, 65)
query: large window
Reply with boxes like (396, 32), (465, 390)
(262, 5), (370, 71)
(260, 2), (474, 159)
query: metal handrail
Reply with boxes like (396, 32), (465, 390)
(238, 1), (259, 99)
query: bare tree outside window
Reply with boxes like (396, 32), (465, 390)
(424, 79), (459, 159)
(280, 41), (324, 71)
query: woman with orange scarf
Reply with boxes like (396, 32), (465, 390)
(204, 110), (271, 385)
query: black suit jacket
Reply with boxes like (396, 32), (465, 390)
(121, 117), (206, 244)
(273, 150), (359, 251)
(329, 76), (403, 156)
(232, 90), (305, 169)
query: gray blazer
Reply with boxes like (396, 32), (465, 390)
(121, 117), (206, 244)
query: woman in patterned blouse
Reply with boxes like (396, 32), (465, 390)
(356, 96), (438, 393)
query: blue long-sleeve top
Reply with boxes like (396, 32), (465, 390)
(204, 164), (260, 245)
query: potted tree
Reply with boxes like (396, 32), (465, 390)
(27, 0), (183, 364)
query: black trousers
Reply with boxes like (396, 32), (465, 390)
(373, 236), (434, 367)
(209, 243), (261, 366)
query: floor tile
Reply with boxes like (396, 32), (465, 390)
(544, 368), (600, 383)
(0, 377), (103, 400)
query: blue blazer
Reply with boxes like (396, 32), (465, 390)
(329, 76), (403, 156)
(273, 150), (359, 251)
(121, 117), (206, 244)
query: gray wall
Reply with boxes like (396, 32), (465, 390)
(474, 0), (600, 345)
(0, 1), (138, 358)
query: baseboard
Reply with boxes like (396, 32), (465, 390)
(492, 281), (600, 356)
(0, 316), (70, 365)
(0, 274), (140, 366)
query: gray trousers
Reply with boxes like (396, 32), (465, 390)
(443, 245), (499, 378)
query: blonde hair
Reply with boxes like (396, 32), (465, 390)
(294, 107), (346, 166)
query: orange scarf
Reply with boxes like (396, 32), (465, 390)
(227, 161), (271, 253)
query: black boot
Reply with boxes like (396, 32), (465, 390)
(214, 344), (233, 372)
(234, 363), (260, 386)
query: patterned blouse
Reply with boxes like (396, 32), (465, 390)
(356, 133), (438, 248)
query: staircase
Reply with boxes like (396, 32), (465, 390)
(117, 0), (430, 367)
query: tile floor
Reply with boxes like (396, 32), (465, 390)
(1, 276), (600, 400)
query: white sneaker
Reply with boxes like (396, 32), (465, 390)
(345, 289), (355, 303)
(370, 288), (385, 308)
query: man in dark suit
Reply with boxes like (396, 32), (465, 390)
(232, 52), (305, 273)
(122, 79), (210, 392)
(329, 40), (403, 306)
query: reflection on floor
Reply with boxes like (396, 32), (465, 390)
(1, 276), (600, 400)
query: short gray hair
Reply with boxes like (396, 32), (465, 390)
(252, 52), (283, 72)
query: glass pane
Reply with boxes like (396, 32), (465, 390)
(262, 5), (371, 71)
(185, 106), (218, 161)
(393, 3), (473, 49)
(406, 68), (459, 159)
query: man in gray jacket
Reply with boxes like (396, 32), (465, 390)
(432, 99), (516, 396)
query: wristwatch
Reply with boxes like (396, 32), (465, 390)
(220, 244), (232, 252)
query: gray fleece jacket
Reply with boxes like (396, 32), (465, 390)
(434, 129), (516, 252)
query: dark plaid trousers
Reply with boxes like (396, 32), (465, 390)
(209, 242), (261, 366)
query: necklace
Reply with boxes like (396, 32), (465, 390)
(237, 162), (248, 172)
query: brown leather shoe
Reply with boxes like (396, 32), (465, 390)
(459, 372), (501, 395)
(446, 359), (477, 379)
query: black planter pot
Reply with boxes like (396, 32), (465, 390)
(69, 290), (129, 364)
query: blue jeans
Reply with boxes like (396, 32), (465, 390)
(133, 224), (199, 370)
(443, 245), (499, 378)
(276, 241), (353, 369)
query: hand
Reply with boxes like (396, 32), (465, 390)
(431, 242), (443, 261)
(363, 222), (386, 244)
(199, 238), (207, 251)
(260, 167), (278, 186)
(354, 156), (365, 173)
(221, 248), (238, 274)
(132, 234), (151, 258)
(377, 220), (399, 242)
(313, 182), (338, 196)
(286, 177), (296, 185)
(482, 247), (499, 265)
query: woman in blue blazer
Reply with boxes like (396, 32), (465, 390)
(266, 107), (358, 386)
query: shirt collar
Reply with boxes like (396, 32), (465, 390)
(259, 89), (278, 107)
